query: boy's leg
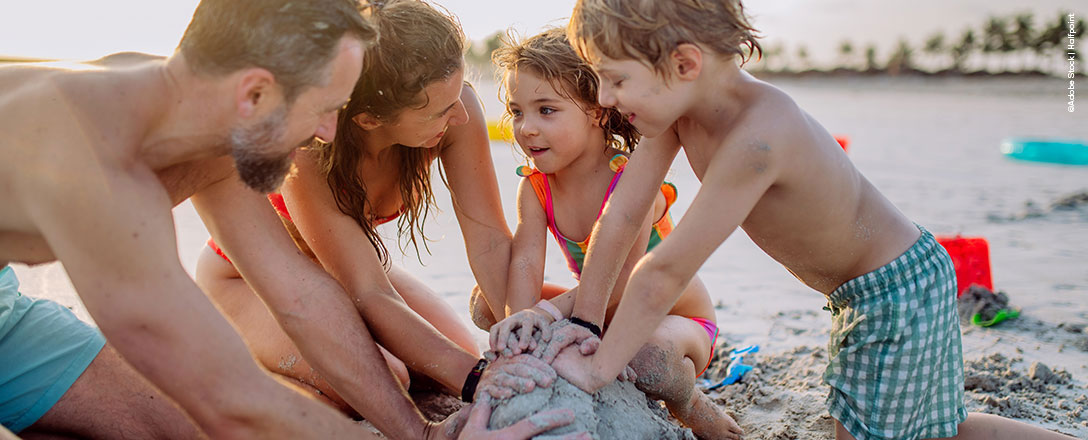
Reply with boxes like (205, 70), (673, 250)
(836, 413), (1076, 440)
(194, 247), (410, 414)
(629, 315), (742, 440)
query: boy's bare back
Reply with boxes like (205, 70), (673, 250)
(672, 67), (920, 294)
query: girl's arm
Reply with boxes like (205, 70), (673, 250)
(571, 131), (682, 327)
(505, 179), (550, 315)
(283, 151), (479, 395)
(489, 179), (554, 354)
(440, 84), (513, 322)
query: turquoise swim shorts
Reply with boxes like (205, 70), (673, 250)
(0, 266), (105, 433)
(823, 226), (968, 440)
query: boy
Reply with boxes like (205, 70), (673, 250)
(547, 0), (1075, 439)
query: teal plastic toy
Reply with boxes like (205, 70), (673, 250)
(1001, 138), (1088, 166)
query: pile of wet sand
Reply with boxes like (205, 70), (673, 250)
(485, 320), (694, 439)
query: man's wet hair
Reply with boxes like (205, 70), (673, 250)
(179, 0), (377, 102)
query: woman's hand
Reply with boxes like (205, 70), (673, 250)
(475, 354), (557, 400)
(489, 308), (554, 355)
(453, 394), (590, 440)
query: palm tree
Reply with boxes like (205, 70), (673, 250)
(1011, 13), (1034, 72)
(864, 45), (878, 73)
(982, 16), (1009, 72)
(951, 29), (976, 73)
(886, 39), (915, 75)
(838, 40), (855, 70)
(924, 32), (946, 72)
(796, 45), (810, 71)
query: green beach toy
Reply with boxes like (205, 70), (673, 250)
(970, 308), (1019, 327)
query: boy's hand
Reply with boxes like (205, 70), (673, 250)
(550, 345), (609, 394)
(534, 322), (599, 364)
(455, 394), (590, 440)
(489, 309), (554, 355)
(476, 354), (558, 400)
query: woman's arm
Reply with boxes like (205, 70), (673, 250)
(440, 85), (514, 321)
(283, 151), (479, 395)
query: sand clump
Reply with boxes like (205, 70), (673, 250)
(962, 352), (1086, 433)
(486, 321), (695, 439)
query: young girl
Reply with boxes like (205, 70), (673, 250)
(487, 28), (742, 440)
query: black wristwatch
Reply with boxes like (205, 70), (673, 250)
(460, 358), (489, 402)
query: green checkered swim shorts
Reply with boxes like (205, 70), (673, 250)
(823, 225), (968, 440)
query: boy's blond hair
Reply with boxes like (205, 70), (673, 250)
(567, 0), (761, 78)
(493, 28), (640, 152)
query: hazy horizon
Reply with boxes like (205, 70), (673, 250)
(1, 0), (1083, 63)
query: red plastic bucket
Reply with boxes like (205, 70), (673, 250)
(935, 235), (993, 296)
(834, 135), (850, 152)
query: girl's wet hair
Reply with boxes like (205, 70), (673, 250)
(493, 28), (640, 153)
(312, 0), (465, 264)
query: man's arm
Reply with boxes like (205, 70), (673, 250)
(571, 132), (682, 326)
(191, 159), (434, 439)
(442, 85), (514, 321)
(29, 160), (369, 439)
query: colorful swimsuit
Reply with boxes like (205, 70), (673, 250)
(207, 193), (402, 264)
(516, 155), (676, 279)
(518, 155), (718, 376)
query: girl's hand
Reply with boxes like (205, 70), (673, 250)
(489, 308), (554, 355)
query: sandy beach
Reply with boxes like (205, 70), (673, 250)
(10, 74), (1086, 437)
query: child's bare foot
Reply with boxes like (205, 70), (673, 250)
(672, 389), (743, 440)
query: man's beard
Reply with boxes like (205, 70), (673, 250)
(230, 107), (295, 193)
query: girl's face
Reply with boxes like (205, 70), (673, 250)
(506, 69), (604, 174)
(377, 68), (469, 148)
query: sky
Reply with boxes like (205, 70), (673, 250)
(0, 0), (1082, 61)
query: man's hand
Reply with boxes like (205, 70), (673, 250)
(454, 394), (591, 440)
(533, 322), (599, 364)
(476, 354), (558, 400)
(550, 345), (609, 394)
(489, 308), (554, 356)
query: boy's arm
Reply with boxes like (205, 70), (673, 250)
(572, 131), (681, 327)
(442, 84), (513, 321)
(31, 161), (369, 438)
(192, 159), (434, 439)
(558, 137), (779, 392)
(505, 179), (550, 314)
